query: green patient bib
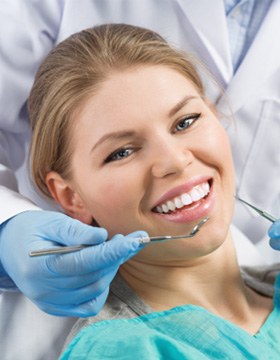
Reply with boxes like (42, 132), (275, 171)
(61, 274), (280, 360)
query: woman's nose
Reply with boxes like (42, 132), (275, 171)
(151, 139), (193, 178)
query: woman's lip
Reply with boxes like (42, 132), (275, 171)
(152, 175), (212, 209)
(152, 180), (214, 223)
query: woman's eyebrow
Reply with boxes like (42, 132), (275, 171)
(168, 95), (198, 117)
(90, 130), (136, 153)
(90, 96), (198, 153)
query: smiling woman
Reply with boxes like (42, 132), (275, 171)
(28, 24), (280, 359)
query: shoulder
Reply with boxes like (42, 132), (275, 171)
(241, 263), (280, 297)
(62, 274), (152, 349)
(63, 293), (136, 349)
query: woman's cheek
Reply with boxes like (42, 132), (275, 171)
(207, 126), (233, 162)
(86, 175), (138, 229)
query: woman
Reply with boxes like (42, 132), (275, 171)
(29, 24), (280, 359)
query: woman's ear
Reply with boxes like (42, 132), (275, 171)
(46, 171), (93, 225)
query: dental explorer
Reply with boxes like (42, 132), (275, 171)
(236, 196), (277, 223)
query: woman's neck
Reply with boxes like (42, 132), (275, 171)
(119, 236), (273, 334)
(120, 237), (241, 310)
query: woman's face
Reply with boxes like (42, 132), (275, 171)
(65, 65), (235, 261)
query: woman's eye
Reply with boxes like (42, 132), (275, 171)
(105, 148), (134, 163)
(174, 113), (201, 132)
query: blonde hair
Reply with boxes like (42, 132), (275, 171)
(29, 23), (205, 197)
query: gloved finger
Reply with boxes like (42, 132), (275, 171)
(268, 220), (280, 250)
(39, 213), (108, 246)
(38, 287), (110, 317)
(44, 232), (147, 276)
(39, 264), (119, 290)
(268, 220), (280, 239)
(35, 267), (119, 306)
(117, 230), (149, 263)
(269, 238), (280, 250)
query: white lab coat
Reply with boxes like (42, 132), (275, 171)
(0, 0), (279, 359)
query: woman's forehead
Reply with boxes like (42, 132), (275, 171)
(82, 66), (201, 111)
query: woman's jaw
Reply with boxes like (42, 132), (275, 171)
(134, 176), (234, 264)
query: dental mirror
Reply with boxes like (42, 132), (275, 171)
(29, 217), (209, 257)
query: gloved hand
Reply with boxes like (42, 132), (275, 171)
(269, 219), (280, 250)
(0, 210), (146, 317)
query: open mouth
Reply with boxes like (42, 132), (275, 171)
(152, 180), (212, 215)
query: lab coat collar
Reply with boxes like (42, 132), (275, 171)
(174, 0), (280, 113)
(219, 0), (280, 112)
(174, 0), (233, 85)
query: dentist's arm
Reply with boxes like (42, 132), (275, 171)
(0, 210), (146, 317)
(0, 0), (64, 217)
(269, 220), (280, 250)
(0, 0), (65, 284)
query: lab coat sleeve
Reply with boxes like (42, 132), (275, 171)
(0, 0), (64, 223)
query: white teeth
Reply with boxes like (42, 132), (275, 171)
(156, 206), (163, 213)
(174, 197), (184, 208)
(167, 201), (176, 211)
(202, 182), (210, 194)
(197, 187), (205, 197)
(155, 181), (210, 214)
(181, 193), (192, 205)
(190, 188), (201, 202)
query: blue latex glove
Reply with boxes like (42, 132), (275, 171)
(0, 210), (146, 317)
(269, 219), (280, 250)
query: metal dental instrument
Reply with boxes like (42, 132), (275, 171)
(29, 217), (209, 257)
(236, 196), (277, 223)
